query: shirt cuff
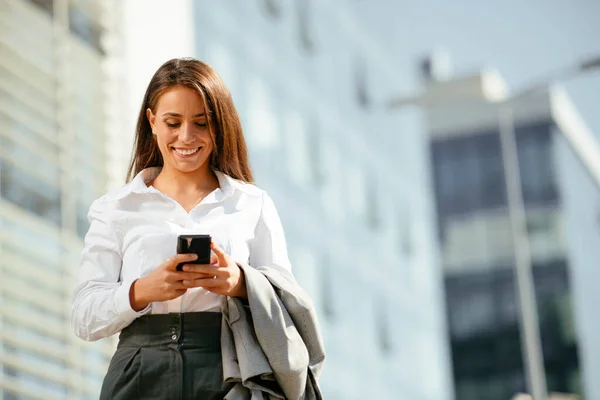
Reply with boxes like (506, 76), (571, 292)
(114, 278), (151, 318)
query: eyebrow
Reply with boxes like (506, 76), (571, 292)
(161, 112), (206, 118)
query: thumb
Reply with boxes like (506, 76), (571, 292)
(211, 242), (228, 266)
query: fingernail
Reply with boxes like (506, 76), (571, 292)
(182, 266), (188, 271)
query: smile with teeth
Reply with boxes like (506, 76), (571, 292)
(173, 147), (201, 156)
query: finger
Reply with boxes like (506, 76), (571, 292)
(169, 271), (214, 281)
(167, 253), (198, 270)
(211, 242), (228, 266)
(210, 253), (218, 265)
(183, 276), (220, 288)
(181, 264), (219, 275)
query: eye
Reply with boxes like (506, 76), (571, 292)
(166, 122), (180, 128)
(195, 122), (207, 127)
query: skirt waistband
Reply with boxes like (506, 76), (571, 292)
(118, 312), (222, 348)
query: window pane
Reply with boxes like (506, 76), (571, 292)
(69, 6), (105, 54)
(28, 0), (54, 16)
(0, 160), (61, 226)
(246, 77), (279, 151)
(284, 110), (310, 186)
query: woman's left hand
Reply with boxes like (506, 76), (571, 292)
(180, 242), (247, 298)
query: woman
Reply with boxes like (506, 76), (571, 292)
(71, 58), (296, 399)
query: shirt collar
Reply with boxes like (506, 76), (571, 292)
(129, 167), (161, 194)
(215, 170), (262, 198)
(127, 167), (260, 198)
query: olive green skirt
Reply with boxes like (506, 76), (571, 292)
(100, 312), (232, 400)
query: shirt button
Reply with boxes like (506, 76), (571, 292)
(172, 334), (177, 341)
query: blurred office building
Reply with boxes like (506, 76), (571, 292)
(422, 58), (600, 399)
(120, 1), (454, 399)
(0, 0), (121, 398)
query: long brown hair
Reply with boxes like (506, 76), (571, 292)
(126, 58), (253, 183)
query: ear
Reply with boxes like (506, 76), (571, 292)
(146, 108), (156, 133)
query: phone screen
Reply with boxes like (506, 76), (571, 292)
(176, 234), (212, 271)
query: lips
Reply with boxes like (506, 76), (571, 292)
(173, 147), (201, 157)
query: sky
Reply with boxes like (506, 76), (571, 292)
(354, 0), (600, 137)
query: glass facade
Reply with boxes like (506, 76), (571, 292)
(431, 121), (580, 399)
(188, 1), (453, 399)
(0, 0), (115, 398)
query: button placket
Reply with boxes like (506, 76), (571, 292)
(171, 314), (181, 342)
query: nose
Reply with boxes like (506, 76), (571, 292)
(178, 122), (195, 144)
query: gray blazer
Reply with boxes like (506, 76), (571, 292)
(221, 263), (325, 400)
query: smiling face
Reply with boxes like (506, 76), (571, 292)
(146, 85), (213, 176)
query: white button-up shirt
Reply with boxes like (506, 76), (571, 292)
(72, 167), (291, 341)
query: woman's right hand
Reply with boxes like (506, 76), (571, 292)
(129, 253), (211, 311)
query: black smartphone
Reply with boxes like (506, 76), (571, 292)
(176, 234), (212, 271)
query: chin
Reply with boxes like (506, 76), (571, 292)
(172, 160), (210, 174)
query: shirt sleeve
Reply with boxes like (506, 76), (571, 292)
(248, 192), (292, 271)
(71, 199), (150, 342)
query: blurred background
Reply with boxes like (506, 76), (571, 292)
(1, 0), (600, 399)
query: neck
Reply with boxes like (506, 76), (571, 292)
(153, 165), (219, 195)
